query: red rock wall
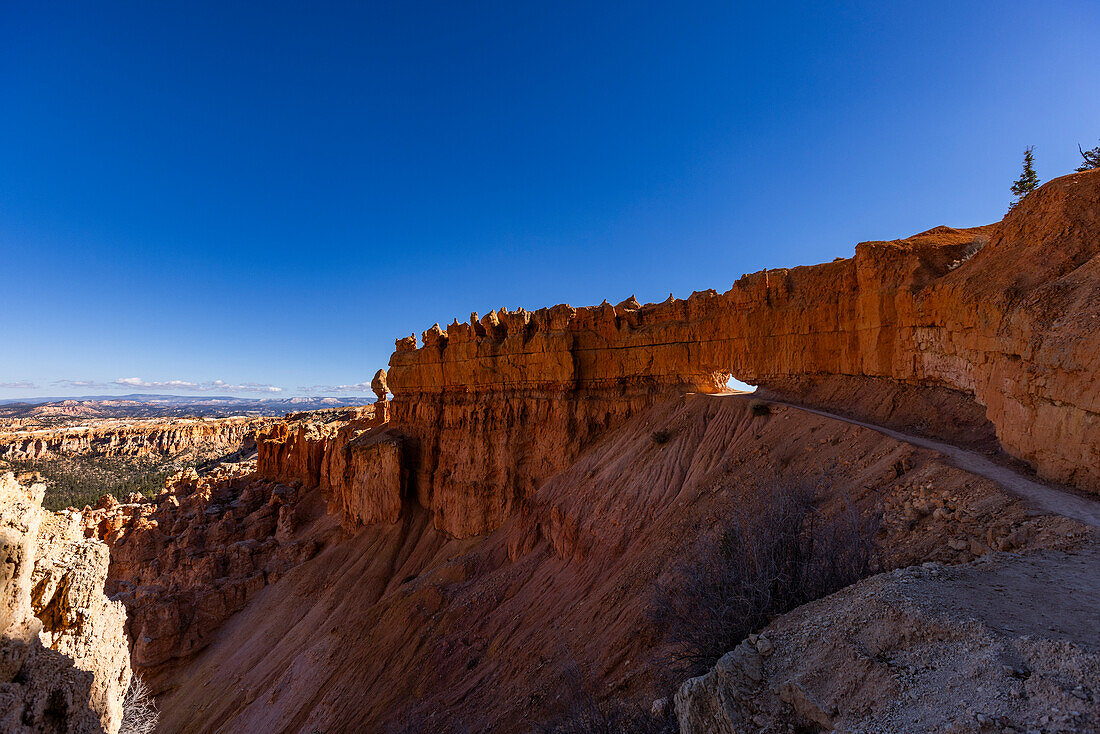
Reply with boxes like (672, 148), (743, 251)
(255, 404), (401, 528)
(391, 387), (664, 537)
(334, 427), (405, 527)
(80, 466), (324, 687)
(250, 173), (1098, 540)
(386, 171), (1100, 528)
(254, 421), (336, 487)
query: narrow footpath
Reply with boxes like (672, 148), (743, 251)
(711, 392), (1100, 529)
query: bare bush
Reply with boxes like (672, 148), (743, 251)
(650, 429), (672, 445)
(536, 653), (675, 734)
(650, 478), (879, 676)
(748, 398), (771, 416)
(380, 702), (483, 733)
(383, 711), (463, 734)
(537, 698), (673, 734)
(119, 675), (159, 734)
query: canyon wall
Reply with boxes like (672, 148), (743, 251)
(254, 403), (401, 527)
(382, 171), (1099, 538)
(250, 172), (1097, 541)
(101, 173), (1097, 731)
(1, 473), (131, 733)
(151, 394), (1092, 733)
(80, 463), (329, 687)
(0, 416), (276, 461)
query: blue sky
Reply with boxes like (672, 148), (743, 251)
(2, 1), (1098, 398)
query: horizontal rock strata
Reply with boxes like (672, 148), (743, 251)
(0, 416), (276, 461)
(252, 173), (1098, 542)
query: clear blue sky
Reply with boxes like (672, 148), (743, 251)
(2, 1), (1097, 398)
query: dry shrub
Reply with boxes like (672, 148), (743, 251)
(650, 429), (672, 445)
(381, 703), (483, 733)
(382, 712), (477, 734)
(536, 653), (675, 734)
(650, 477), (880, 676)
(537, 699), (673, 734)
(119, 675), (159, 734)
(748, 398), (771, 416)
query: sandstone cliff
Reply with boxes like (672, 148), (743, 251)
(0, 473), (131, 734)
(377, 171), (1099, 540)
(79, 172), (1099, 732)
(255, 403), (408, 527)
(0, 416), (277, 462)
(144, 394), (1090, 733)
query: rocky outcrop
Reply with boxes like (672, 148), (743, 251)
(391, 386), (670, 537)
(334, 426), (405, 527)
(72, 174), (1097, 731)
(371, 368), (389, 401)
(676, 547), (1100, 734)
(255, 420), (337, 488)
(0, 473), (131, 734)
(0, 416), (276, 461)
(384, 171), (1100, 535)
(255, 403), (402, 528)
(78, 464), (326, 686)
(243, 174), (1099, 541)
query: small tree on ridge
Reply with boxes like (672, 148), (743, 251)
(1010, 146), (1040, 209)
(1077, 139), (1100, 171)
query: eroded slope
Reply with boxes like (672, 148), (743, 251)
(147, 395), (1088, 733)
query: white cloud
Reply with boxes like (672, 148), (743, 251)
(113, 378), (283, 394)
(52, 379), (109, 389)
(0, 381), (38, 389)
(297, 382), (374, 395)
(51, 378), (282, 394)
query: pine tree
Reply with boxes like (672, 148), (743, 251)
(1076, 140), (1100, 172)
(1009, 146), (1039, 209)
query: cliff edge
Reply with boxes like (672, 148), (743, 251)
(0, 473), (131, 734)
(365, 170), (1099, 537)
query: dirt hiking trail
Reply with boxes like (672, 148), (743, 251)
(710, 392), (1100, 529)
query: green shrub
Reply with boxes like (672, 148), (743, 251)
(3, 455), (183, 510)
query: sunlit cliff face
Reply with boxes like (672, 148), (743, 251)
(386, 171), (1100, 498)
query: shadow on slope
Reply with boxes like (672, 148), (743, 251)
(151, 393), (1088, 733)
